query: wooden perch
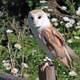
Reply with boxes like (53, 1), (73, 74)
(39, 63), (57, 80)
(46, 0), (75, 19)
(0, 72), (27, 80)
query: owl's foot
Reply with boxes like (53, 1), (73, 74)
(41, 62), (50, 71)
(41, 57), (53, 71)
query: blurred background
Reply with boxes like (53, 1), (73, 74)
(0, 0), (80, 80)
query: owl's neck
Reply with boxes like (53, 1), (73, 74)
(38, 23), (52, 32)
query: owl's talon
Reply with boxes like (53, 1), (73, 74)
(41, 62), (49, 71)
(41, 57), (53, 71)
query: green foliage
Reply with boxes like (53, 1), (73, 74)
(27, 0), (33, 8)
(0, 0), (80, 80)
(65, 0), (76, 14)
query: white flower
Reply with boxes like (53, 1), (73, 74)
(58, 64), (61, 66)
(32, 49), (37, 55)
(60, 21), (64, 24)
(76, 7), (80, 16)
(75, 26), (80, 29)
(63, 16), (75, 25)
(30, 35), (33, 38)
(21, 62), (28, 68)
(61, 33), (64, 36)
(51, 18), (57, 22)
(2, 60), (11, 70)
(74, 36), (80, 39)
(51, 18), (58, 26)
(0, 11), (3, 17)
(57, 28), (60, 31)
(78, 7), (80, 11)
(76, 11), (80, 16)
(40, 0), (47, 3)
(61, 6), (67, 10)
(65, 22), (73, 28)
(63, 16), (70, 21)
(5, 66), (11, 70)
(11, 68), (18, 74)
(69, 19), (75, 24)
(2, 60), (6, 63)
(3, 62), (11, 70)
(41, 6), (48, 9)
(11, 2), (15, 5)
(14, 43), (21, 49)
(76, 10), (80, 16)
(2, 1), (7, 4)
(36, 77), (39, 80)
(32, 49), (37, 53)
(77, 21), (80, 26)
(63, 72), (66, 74)
(53, 22), (58, 26)
(43, 57), (52, 62)
(69, 70), (77, 76)
(6, 29), (13, 33)
(2, 60), (10, 63)
(48, 9), (53, 12)
(67, 39), (73, 43)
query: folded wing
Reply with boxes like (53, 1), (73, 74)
(41, 26), (78, 69)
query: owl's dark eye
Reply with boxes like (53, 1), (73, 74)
(31, 16), (34, 20)
(38, 16), (42, 19)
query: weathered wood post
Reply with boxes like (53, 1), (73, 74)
(39, 63), (57, 80)
(0, 72), (27, 80)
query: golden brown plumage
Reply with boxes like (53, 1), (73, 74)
(41, 26), (72, 69)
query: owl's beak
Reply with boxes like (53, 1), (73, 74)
(35, 26), (40, 29)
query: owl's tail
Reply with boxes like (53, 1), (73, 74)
(65, 45), (79, 60)
(64, 45), (79, 76)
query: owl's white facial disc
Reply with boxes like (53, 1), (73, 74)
(28, 9), (51, 31)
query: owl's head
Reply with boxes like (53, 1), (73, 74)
(28, 9), (51, 30)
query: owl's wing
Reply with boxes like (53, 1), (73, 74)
(41, 26), (66, 58)
(51, 27), (65, 45)
(41, 26), (78, 68)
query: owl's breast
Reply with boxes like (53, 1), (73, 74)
(30, 27), (54, 59)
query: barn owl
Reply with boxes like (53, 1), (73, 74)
(28, 9), (78, 76)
